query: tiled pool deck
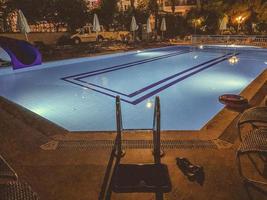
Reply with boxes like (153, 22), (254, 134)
(0, 49), (267, 199)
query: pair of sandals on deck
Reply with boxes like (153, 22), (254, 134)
(176, 157), (205, 185)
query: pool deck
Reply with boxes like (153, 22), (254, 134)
(0, 50), (267, 199)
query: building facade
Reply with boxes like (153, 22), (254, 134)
(163, 0), (200, 15)
(117, 0), (200, 15)
(85, 0), (101, 9)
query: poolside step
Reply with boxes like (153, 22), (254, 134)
(0, 181), (39, 200)
(0, 155), (18, 183)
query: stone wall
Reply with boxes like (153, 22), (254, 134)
(0, 32), (70, 45)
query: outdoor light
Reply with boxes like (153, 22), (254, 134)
(199, 45), (204, 49)
(236, 15), (246, 31)
(137, 50), (142, 53)
(228, 56), (239, 65)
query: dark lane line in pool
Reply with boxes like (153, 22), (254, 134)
(62, 53), (237, 105)
(131, 53), (239, 105)
(77, 53), (233, 98)
(62, 49), (190, 79)
(62, 78), (133, 104)
(128, 53), (233, 97)
(74, 50), (192, 79)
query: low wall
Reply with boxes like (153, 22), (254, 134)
(0, 32), (70, 45)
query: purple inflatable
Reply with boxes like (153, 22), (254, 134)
(0, 36), (42, 70)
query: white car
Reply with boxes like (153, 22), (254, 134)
(71, 25), (131, 44)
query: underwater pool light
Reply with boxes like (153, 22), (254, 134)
(228, 56), (239, 65)
(199, 45), (204, 49)
(146, 100), (153, 109)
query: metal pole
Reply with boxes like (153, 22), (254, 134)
(153, 96), (164, 164)
(156, 96), (160, 157)
(25, 33), (29, 41)
(115, 96), (125, 157)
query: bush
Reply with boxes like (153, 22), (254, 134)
(164, 14), (189, 39)
(57, 35), (72, 45)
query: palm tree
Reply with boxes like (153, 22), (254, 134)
(130, 0), (135, 9)
(227, 0), (267, 32)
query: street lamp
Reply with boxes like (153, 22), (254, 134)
(193, 18), (202, 35)
(236, 16), (245, 33)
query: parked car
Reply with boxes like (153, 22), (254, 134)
(70, 24), (131, 44)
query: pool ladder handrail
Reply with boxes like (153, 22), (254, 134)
(115, 95), (163, 160)
(114, 96), (125, 157)
(99, 96), (164, 200)
(152, 96), (164, 163)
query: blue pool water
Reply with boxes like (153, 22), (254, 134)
(0, 45), (266, 131)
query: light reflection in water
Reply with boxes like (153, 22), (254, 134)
(191, 73), (249, 92)
(146, 99), (153, 109)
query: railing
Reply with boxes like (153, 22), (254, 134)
(152, 96), (163, 164)
(98, 96), (124, 200)
(99, 96), (163, 199)
(115, 96), (125, 157)
(192, 35), (267, 47)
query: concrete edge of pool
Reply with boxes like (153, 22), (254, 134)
(0, 68), (266, 149)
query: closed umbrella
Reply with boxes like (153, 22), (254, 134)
(147, 18), (152, 34)
(17, 9), (30, 41)
(219, 15), (228, 32)
(130, 16), (138, 41)
(146, 17), (152, 41)
(160, 17), (166, 39)
(93, 13), (101, 32)
(93, 14), (101, 41)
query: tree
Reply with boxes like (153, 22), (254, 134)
(55, 0), (88, 31)
(130, 0), (135, 13)
(170, 0), (176, 14)
(99, 0), (118, 27)
(147, 0), (158, 31)
(165, 14), (188, 38)
(226, 0), (267, 33)
(3, 0), (88, 32)
(0, 0), (12, 31)
(136, 0), (149, 11)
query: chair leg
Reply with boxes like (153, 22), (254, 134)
(237, 151), (267, 186)
(237, 123), (243, 141)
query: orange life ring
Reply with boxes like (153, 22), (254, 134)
(219, 94), (248, 108)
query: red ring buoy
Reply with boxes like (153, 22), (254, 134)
(219, 94), (248, 109)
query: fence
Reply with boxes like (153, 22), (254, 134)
(0, 32), (69, 45)
(192, 35), (267, 47)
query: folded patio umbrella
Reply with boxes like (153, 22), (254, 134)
(219, 15), (228, 31)
(160, 17), (166, 39)
(17, 9), (30, 41)
(147, 17), (152, 34)
(130, 16), (138, 32)
(130, 16), (139, 41)
(93, 13), (101, 32)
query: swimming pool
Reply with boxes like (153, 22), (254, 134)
(0, 45), (266, 131)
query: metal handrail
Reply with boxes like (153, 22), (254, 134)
(115, 96), (124, 157)
(98, 96), (124, 200)
(153, 96), (161, 164)
(99, 96), (163, 199)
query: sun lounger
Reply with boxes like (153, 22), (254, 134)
(237, 107), (267, 141)
(0, 155), (18, 184)
(236, 129), (267, 186)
